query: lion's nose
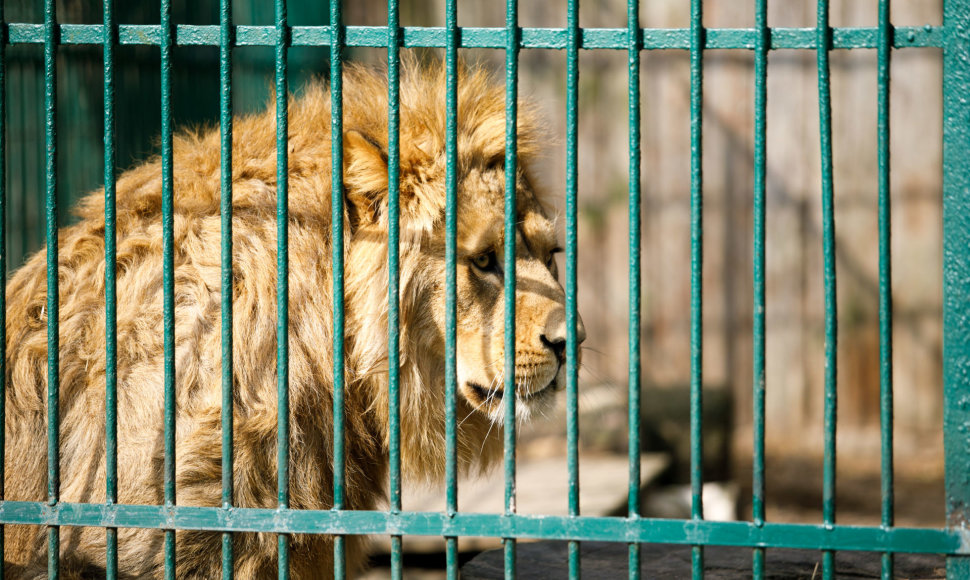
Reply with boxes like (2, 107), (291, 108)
(541, 309), (587, 361)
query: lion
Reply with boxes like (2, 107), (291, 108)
(2, 61), (585, 578)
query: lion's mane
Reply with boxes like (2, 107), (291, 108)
(3, 61), (543, 578)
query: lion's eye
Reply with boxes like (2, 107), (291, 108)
(547, 247), (563, 268)
(471, 251), (498, 273)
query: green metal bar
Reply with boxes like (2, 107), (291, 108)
(43, 0), (59, 576)
(385, 0), (403, 577)
(274, 0), (290, 578)
(1, 23), (948, 50)
(626, 0), (641, 576)
(444, 0), (459, 577)
(816, 0), (838, 578)
(689, 0), (704, 577)
(329, 0), (346, 578)
(876, 2), (893, 580)
(0, 501), (962, 553)
(942, 0), (970, 578)
(102, 0), (118, 577)
(160, 0), (176, 577)
(219, 0), (234, 577)
(752, 0), (768, 578)
(504, 0), (520, 577)
(565, 0), (580, 579)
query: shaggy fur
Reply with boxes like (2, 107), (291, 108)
(2, 62), (583, 578)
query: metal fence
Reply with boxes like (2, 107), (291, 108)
(0, 0), (968, 579)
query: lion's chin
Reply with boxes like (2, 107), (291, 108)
(461, 363), (564, 424)
(509, 381), (559, 423)
(469, 377), (560, 425)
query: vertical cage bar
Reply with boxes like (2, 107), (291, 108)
(626, 0), (642, 576)
(274, 0), (290, 577)
(816, 0), (838, 577)
(330, 0), (346, 577)
(102, 0), (118, 577)
(386, 0), (403, 577)
(942, 0), (970, 577)
(752, 0), (768, 577)
(160, 0), (177, 576)
(443, 0), (459, 576)
(565, 0), (581, 577)
(876, 1), (893, 579)
(219, 0), (234, 577)
(689, 0), (705, 577)
(43, 0), (60, 576)
(503, 0), (520, 576)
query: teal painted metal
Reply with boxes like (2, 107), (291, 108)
(443, 0), (459, 577)
(159, 0), (177, 577)
(329, 0), (346, 577)
(43, 0), (59, 576)
(877, 2), (894, 580)
(0, 500), (962, 552)
(102, 0), (119, 578)
(2, 1), (970, 577)
(0, 23), (948, 50)
(817, 1), (839, 578)
(385, 1), (403, 578)
(626, 0), (642, 578)
(752, 0), (768, 577)
(219, 0), (234, 577)
(943, 0), (970, 576)
(565, 0), (580, 578)
(504, 0), (520, 576)
(688, 0), (704, 578)
(274, 0), (291, 577)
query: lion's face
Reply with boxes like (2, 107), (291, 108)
(344, 128), (587, 424)
(340, 65), (585, 427)
(451, 165), (586, 423)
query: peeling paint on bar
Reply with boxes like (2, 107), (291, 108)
(751, 0), (768, 577)
(159, 0), (176, 577)
(943, 0), (970, 576)
(102, 0), (119, 577)
(3, 23), (946, 50)
(218, 0), (234, 577)
(329, 0), (346, 577)
(43, 0), (60, 576)
(626, 0), (642, 576)
(443, 0), (460, 578)
(876, 1), (894, 580)
(0, 501), (963, 554)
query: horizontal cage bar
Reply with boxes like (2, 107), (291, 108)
(3, 23), (944, 50)
(0, 502), (962, 555)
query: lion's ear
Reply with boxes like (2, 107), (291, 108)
(343, 130), (388, 228)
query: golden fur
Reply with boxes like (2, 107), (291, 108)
(2, 61), (583, 578)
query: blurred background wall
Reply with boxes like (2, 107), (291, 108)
(4, 0), (329, 264)
(348, 0), (946, 524)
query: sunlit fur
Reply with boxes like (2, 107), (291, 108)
(3, 60), (579, 579)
